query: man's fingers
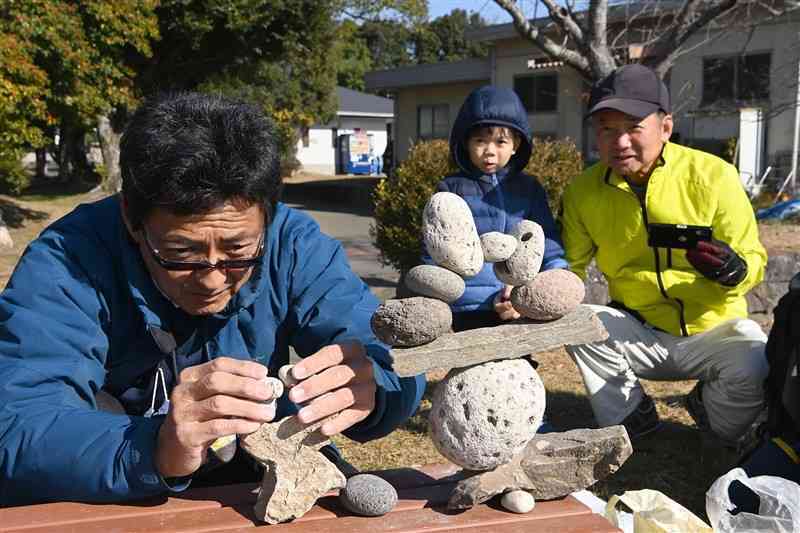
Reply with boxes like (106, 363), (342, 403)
(292, 343), (360, 380)
(289, 363), (361, 404)
(320, 406), (373, 436)
(297, 382), (375, 425)
(179, 357), (268, 384)
(183, 372), (280, 403)
(190, 395), (276, 424)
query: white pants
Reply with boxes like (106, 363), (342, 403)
(566, 305), (769, 442)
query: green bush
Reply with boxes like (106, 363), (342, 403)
(524, 137), (583, 216)
(371, 137), (583, 273)
(0, 156), (31, 195)
(371, 139), (456, 273)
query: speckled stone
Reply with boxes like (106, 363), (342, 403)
(429, 359), (546, 470)
(494, 220), (545, 286)
(371, 297), (453, 347)
(511, 269), (585, 320)
(501, 490), (536, 513)
(339, 474), (398, 517)
(404, 264), (466, 303)
(422, 192), (483, 278)
(480, 232), (517, 263)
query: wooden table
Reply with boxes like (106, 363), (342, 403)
(0, 464), (620, 532)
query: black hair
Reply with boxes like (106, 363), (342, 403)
(120, 92), (282, 230)
(465, 124), (521, 148)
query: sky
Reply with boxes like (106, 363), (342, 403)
(426, 0), (547, 23)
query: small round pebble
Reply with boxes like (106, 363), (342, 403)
(501, 490), (536, 513)
(339, 474), (398, 517)
(278, 364), (300, 388)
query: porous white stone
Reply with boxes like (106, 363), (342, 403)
(480, 232), (517, 263)
(339, 474), (398, 516)
(511, 269), (585, 320)
(371, 297), (452, 347)
(422, 192), (483, 278)
(429, 359), (546, 471)
(264, 377), (284, 399)
(404, 264), (466, 303)
(501, 490), (536, 513)
(494, 220), (545, 286)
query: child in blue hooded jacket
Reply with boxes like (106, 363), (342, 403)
(434, 85), (568, 331)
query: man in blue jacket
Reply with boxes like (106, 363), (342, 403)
(0, 93), (425, 505)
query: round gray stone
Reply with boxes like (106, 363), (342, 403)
(422, 192), (483, 278)
(429, 359), (546, 470)
(371, 297), (452, 347)
(511, 269), (585, 320)
(501, 490), (536, 513)
(494, 220), (545, 286)
(480, 232), (517, 263)
(404, 264), (466, 303)
(340, 474), (398, 516)
(278, 365), (300, 388)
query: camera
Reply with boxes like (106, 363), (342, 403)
(647, 223), (712, 249)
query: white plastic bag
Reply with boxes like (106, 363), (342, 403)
(706, 467), (800, 533)
(605, 489), (712, 532)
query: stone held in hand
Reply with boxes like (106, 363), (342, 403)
(501, 490), (536, 514)
(429, 359), (546, 471)
(494, 220), (545, 286)
(511, 269), (585, 320)
(422, 192), (483, 278)
(404, 264), (466, 303)
(448, 426), (632, 509)
(278, 365), (299, 388)
(371, 297), (452, 347)
(480, 232), (517, 263)
(339, 473), (398, 517)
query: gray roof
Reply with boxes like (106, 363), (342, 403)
(364, 58), (491, 91)
(337, 86), (393, 116)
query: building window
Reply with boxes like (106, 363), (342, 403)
(702, 52), (771, 106)
(418, 104), (449, 140)
(514, 74), (558, 113)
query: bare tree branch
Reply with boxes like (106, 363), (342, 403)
(493, 0), (591, 78)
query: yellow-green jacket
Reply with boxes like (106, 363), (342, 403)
(561, 142), (766, 336)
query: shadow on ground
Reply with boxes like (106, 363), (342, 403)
(0, 199), (49, 228)
(281, 179), (377, 216)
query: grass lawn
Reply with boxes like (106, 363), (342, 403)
(2, 178), (796, 523)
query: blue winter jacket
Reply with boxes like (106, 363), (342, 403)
(437, 86), (568, 312)
(0, 196), (425, 506)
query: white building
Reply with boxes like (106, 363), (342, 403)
(296, 86), (393, 175)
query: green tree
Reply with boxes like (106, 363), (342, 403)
(335, 19), (373, 91)
(426, 9), (488, 62)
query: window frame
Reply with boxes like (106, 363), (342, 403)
(417, 104), (450, 141)
(513, 73), (559, 113)
(701, 51), (771, 107)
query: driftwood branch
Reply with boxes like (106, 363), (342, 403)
(391, 305), (607, 377)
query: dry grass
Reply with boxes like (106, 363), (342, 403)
(2, 182), (797, 522)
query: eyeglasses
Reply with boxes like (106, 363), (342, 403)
(140, 227), (265, 272)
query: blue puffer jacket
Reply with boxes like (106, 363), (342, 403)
(438, 86), (568, 312)
(0, 196), (425, 506)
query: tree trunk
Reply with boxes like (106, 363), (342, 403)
(97, 114), (123, 193)
(57, 122), (91, 184)
(35, 148), (47, 180)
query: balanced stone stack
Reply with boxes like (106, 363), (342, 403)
(370, 192), (620, 515)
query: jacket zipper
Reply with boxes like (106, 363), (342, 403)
(604, 169), (689, 336)
(490, 172), (508, 232)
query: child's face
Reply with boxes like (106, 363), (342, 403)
(467, 127), (517, 175)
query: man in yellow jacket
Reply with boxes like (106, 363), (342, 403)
(561, 64), (768, 446)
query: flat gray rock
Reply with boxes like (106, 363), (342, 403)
(430, 360), (545, 471)
(340, 473), (398, 516)
(480, 232), (517, 263)
(512, 269), (585, 320)
(404, 264), (465, 303)
(448, 426), (632, 509)
(422, 192), (483, 278)
(391, 305), (607, 377)
(241, 416), (346, 524)
(372, 297), (452, 347)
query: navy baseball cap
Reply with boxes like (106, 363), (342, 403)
(587, 64), (671, 119)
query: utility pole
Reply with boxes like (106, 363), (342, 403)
(792, 54), (800, 194)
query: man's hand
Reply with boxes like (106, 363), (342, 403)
(686, 239), (748, 286)
(493, 285), (521, 321)
(155, 358), (280, 479)
(287, 342), (377, 437)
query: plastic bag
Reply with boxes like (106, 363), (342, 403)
(605, 489), (712, 532)
(706, 467), (800, 532)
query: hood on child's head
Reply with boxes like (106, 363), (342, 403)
(450, 85), (533, 177)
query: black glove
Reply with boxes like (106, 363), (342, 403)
(685, 239), (748, 286)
